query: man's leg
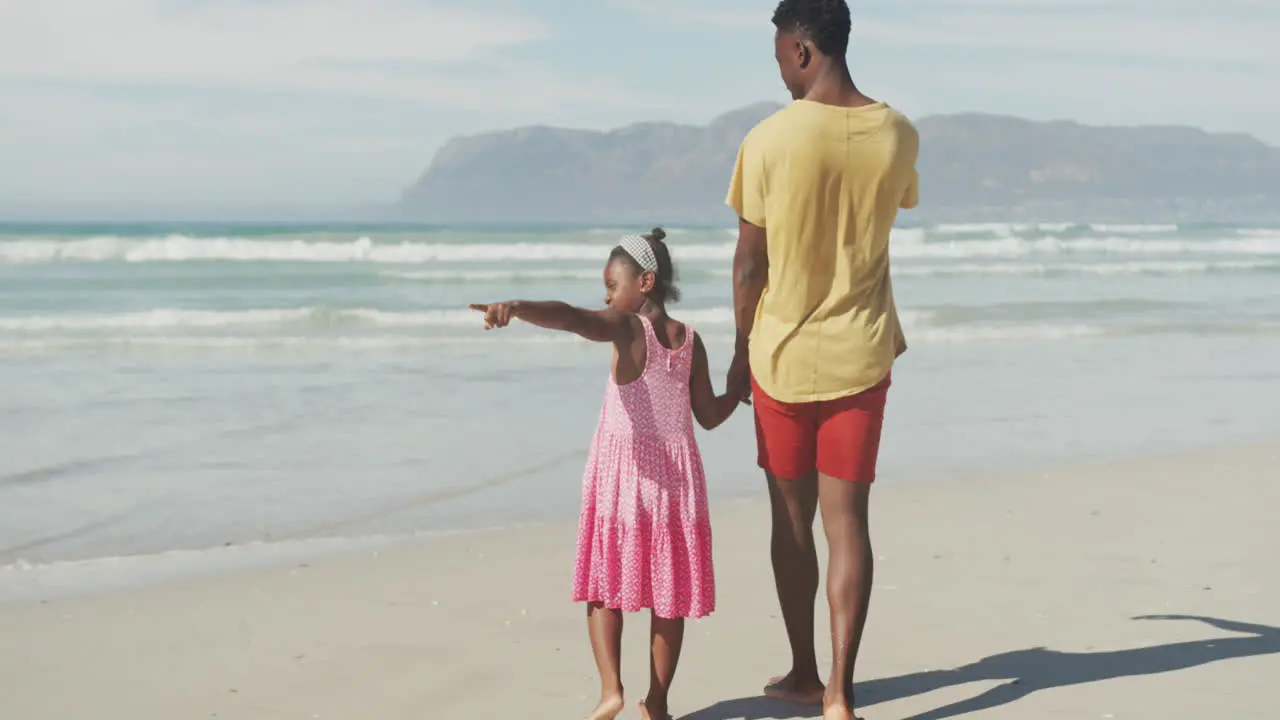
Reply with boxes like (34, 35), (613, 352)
(817, 476), (873, 719)
(814, 376), (889, 719)
(753, 377), (825, 704)
(763, 470), (824, 703)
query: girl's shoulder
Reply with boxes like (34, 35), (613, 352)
(606, 309), (648, 335)
(659, 313), (692, 332)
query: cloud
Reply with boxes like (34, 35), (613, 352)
(857, 12), (1278, 67)
(5, 0), (1277, 210)
(607, 0), (765, 30)
(614, 0), (1280, 67)
(0, 0), (635, 110)
(607, 0), (1279, 146)
(0, 1), (664, 208)
(0, 84), (437, 205)
(0, 1), (540, 78)
(925, 59), (1275, 117)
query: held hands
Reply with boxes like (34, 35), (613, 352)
(726, 348), (752, 405)
(468, 302), (516, 330)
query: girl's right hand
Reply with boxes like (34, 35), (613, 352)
(469, 302), (516, 330)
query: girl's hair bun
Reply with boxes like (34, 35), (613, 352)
(647, 227), (666, 242)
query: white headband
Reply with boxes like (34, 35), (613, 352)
(618, 234), (659, 274)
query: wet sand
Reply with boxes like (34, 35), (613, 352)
(2, 441), (1278, 719)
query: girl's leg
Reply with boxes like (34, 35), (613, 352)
(586, 603), (625, 720)
(640, 613), (685, 720)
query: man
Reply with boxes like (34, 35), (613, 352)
(724, 1), (919, 718)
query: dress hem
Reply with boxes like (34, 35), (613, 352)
(571, 592), (715, 620)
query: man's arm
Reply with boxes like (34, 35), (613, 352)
(901, 170), (919, 210)
(900, 123), (920, 210)
(724, 134), (767, 400)
(733, 218), (768, 342)
(727, 218), (767, 399)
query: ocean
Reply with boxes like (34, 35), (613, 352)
(3, 221), (1279, 597)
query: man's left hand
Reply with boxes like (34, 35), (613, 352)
(726, 350), (752, 405)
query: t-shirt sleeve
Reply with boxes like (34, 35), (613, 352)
(900, 168), (919, 210)
(726, 137), (767, 227)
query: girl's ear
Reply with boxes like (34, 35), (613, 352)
(640, 270), (657, 294)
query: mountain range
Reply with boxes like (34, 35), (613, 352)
(397, 102), (1280, 224)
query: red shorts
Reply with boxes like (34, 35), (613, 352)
(752, 373), (891, 483)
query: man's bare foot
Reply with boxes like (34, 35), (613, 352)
(822, 687), (863, 720)
(638, 699), (673, 720)
(763, 671), (825, 705)
(585, 693), (625, 720)
(822, 706), (862, 720)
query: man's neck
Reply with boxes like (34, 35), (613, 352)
(803, 63), (875, 108)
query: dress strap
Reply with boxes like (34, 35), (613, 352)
(674, 324), (695, 375)
(636, 314), (658, 349)
(628, 314), (654, 377)
(636, 315), (690, 374)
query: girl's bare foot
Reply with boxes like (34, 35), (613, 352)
(638, 698), (673, 720)
(585, 693), (625, 720)
(763, 671), (825, 705)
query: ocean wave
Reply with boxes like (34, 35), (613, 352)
(5, 230), (1276, 266)
(891, 227), (929, 244)
(0, 335), (567, 352)
(892, 260), (1280, 277)
(1088, 223), (1179, 234)
(383, 267), (741, 283)
(907, 319), (1277, 343)
(4, 319), (1275, 356)
(0, 308), (315, 331)
(0, 306), (1077, 349)
(0, 327), (1081, 354)
(382, 268), (604, 283)
(0, 304), (1233, 337)
(890, 235), (1280, 259)
(0, 324), (1151, 355)
(0, 306), (742, 333)
(346, 307), (738, 329)
(932, 222), (1078, 235)
(1237, 228), (1280, 239)
(0, 305), (1054, 348)
(0, 235), (736, 265)
(0, 308), (469, 332)
(911, 323), (1104, 343)
(0, 334), (766, 354)
(928, 222), (1176, 236)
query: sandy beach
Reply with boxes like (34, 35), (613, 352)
(2, 441), (1278, 719)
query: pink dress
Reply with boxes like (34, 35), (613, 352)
(571, 315), (715, 619)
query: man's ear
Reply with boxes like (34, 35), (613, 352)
(799, 41), (812, 69)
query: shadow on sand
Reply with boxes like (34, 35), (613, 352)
(680, 615), (1280, 720)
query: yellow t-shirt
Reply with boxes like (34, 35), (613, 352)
(726, 100), (919, 403)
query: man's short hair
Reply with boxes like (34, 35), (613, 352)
(771, 0), (852, 58)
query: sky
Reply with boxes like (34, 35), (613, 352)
(1, 0), (1278, 215)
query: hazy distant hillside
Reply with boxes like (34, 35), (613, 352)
(398, 103), (1280, 223)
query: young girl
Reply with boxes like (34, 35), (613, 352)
(470, 227), (740, 720)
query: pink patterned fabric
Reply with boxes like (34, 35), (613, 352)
(571, 315), (716, 619)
